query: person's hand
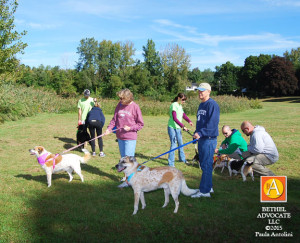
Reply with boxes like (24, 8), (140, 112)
(104, 129), (111, 135)
(183, 126), (188, 131)
(193, 133), (200, 140)
(123, 125), (130, 131)
(78, 120), (82, 125)
(215, 148), (219, 154)
(189, 121), (193, 127)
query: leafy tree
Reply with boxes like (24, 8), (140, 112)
(188, 67), (202, 84)
(76, 37), (98, 71)
(120, 41), (135, 78)
(160, 43), (190, 94)
(240, 54), (271, 95)
(201, 68), (215, 84)
(214, 62), (241, 94)
(259, 56), (298, 96)
(283, 47), (300, 69)
(143, 39), (162, 76)
(0, 0), (27, 76)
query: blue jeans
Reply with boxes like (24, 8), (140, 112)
(198, 138), (217, 193)
(118, 139), (137, 157)
(168, 127), (186, 167)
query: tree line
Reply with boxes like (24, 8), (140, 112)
(1, 0), (299, 99)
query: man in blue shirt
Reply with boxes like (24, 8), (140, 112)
(192, 83), (220, 198)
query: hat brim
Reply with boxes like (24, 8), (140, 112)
(196, 87), (207, 91)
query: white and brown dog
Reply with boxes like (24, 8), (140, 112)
(213, 154), (230, 173)
(228, 158), (254, 181)
(29, 146), (91, 187)
(115, 156), (199, 215)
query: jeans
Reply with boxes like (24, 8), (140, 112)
(118, 139), (137, 157)
(168, 127), (186, 167)
(198, 138), (217, 193)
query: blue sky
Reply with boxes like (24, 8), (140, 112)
(14, 0), (300, 71)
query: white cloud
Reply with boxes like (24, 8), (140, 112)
(263, 0), (300, 7)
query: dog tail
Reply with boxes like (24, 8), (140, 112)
(180, 179), (199, 196)
(81, 149), (91, 163)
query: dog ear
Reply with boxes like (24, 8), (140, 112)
(37, 146), (44, 154)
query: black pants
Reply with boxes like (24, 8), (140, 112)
(88, 120), (103, 152)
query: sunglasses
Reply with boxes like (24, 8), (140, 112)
(242, 128), (248, 133)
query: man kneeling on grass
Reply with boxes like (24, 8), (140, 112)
(240, 121), (279, 176)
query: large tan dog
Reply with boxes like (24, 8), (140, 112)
(115, 156), (199, 215)
(29, 146), (91, 187)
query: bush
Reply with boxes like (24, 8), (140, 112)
(0, 83), (76, 123)
(0, 83), (262, 123)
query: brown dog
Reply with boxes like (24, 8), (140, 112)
(213, 154), (230, 173)
(115, 156), (199, 215)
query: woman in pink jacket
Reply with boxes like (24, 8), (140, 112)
(105, 88), (144, 158)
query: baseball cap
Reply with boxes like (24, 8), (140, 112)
(83, 89), (90, 96)
(196, 83), (211, 91)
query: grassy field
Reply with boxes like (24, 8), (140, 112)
(0, 99), (299, 242)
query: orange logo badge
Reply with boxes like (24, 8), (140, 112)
(260, 176), (287, 202)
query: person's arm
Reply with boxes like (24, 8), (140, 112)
(78, 108), (82, 123)
(219, 143), (239, 154)
(129, 105), (144, 132)
(248, 132), (265, 154)
(172, 111), (184, 128)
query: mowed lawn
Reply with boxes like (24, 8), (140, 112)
(0, 99), (299, 242)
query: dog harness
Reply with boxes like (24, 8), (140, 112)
(126, 165), (142, 185)
(37, 153), (59, 169)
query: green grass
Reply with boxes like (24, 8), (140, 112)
(0, 100), (299, 242)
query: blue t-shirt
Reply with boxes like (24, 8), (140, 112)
(195, 98), (220, 138)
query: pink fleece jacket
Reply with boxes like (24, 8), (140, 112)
(107, 101), (144, 140)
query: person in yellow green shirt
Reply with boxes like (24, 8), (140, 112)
(167, 93), (193, 167)
(77, 89), (94, 125)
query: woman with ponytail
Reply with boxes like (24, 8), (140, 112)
(167, 93), (193, 167)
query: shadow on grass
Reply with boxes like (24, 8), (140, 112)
(262, 97), (300, 103)
(82, 164), (119, 182)
(54, 136), (78, 150)
(135, 152), (168, 166)
(15, 173), (69, 185)
(15, 175), (300, 242)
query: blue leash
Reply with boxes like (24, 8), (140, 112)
(141, 138), (199, 164)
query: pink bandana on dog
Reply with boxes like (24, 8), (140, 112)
(37, 153), (59, 169)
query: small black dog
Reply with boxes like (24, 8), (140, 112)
(76, 124), (91, 150)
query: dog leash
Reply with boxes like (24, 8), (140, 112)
(184, 129), (194, 137)
(60, 127), (123, 155)
(141, 138), (199, 164)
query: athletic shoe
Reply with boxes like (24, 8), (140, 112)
(99, 152), (106, 157)
(191, 191), (211, 198)
(185, 161), (191, 165)
(92, 152), (96, 157)
(210, 188), (214, 193)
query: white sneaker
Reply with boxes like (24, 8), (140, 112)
(191, 191), (211, 198)
(99, 152), (106, 157)
(210, 188), (214, 193)
(92, 152), (96, 157)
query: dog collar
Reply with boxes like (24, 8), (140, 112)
(126, 165), (142, 184)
